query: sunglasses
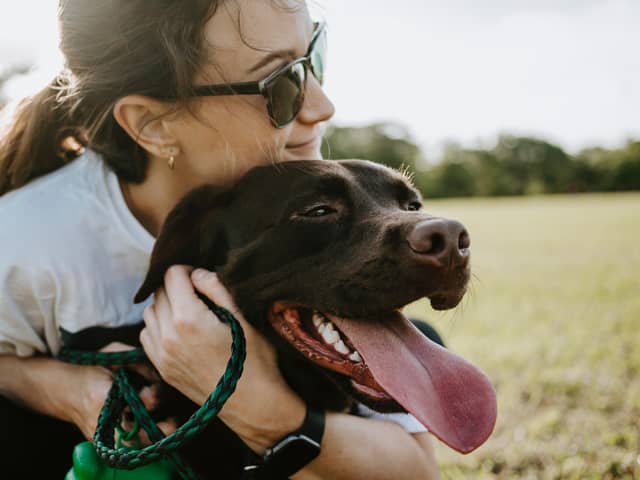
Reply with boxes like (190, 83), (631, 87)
(190, 22), (327, 129)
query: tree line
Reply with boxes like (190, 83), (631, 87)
(322, 123), (640, 198)
(1, 69), (638, 200)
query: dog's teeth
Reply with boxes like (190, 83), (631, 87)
(349, 351), (363, 363)
(321, 328), (340, 345)
(318, 322), (328, 335)
(312, 314), (323, 328)
(334, 340), (350, 355)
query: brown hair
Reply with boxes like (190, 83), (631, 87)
(0, 0), (221, 196)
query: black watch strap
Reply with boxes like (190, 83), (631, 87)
(243, 407), (325, 479)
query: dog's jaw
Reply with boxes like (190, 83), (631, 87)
(267, 302), (401, 410)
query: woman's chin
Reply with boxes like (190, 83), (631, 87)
(283, 145), (323, 161)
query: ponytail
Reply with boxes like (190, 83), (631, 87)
(1, 0), (221, 196)
(0, 74), (86, 196)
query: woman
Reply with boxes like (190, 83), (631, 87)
(0, 1), (440, 478)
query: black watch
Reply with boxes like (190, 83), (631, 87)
(242, 407), (325, 479)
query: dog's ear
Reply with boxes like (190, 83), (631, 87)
(134, 185), (229, 303)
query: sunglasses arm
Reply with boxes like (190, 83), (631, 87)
(191, 82), (263, 97)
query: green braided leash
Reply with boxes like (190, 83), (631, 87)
(59, 299), (246, 479)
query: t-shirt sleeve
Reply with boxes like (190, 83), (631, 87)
(352, 403), (428, 434)
(0, 263), (52, 357)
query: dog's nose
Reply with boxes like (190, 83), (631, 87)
(407, 219), (470, 266)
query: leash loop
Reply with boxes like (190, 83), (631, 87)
(59, 299), (246, 480)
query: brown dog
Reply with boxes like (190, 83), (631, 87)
(135, 159), (496, 477)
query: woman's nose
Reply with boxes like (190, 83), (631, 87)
(297, 76), (335, 125)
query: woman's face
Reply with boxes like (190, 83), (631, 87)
(169, 0), (335, 187)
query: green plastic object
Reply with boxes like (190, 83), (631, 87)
(65, 442), (176, 480)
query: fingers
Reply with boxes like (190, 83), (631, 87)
(146, 266), (236, 331)
(157, 419), (178, 437)
(138, 384), (161, 412)
(161, 265), (221, 334)
(120, 385), (176, 446)
(163, 265), (203, 316)
(119, 419), (177, 447)
(100, 342), (137, 353)
(191, 269), (243, 318)
(140, 307), (163, 373)
(141, 301), (159, 351)
(191, 269), (261, 343)
(141, 277), (180, 366)
(140, 265), (254, 404)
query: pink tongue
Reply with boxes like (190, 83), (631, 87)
(331, 312), (497, 454)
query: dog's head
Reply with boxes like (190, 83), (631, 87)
(135, 159), (496, 453)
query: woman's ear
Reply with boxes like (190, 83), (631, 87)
(113, 95), (180, 158)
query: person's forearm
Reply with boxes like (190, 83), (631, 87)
(291, 413), (440, 480)
(217, 380), (439, 479)
(227, 395), (440, 480)
(0, 354), (95, 425)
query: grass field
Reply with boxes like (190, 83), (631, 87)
(405, 192), (640, 479)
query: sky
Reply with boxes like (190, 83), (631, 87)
(1, 0), (638, 158)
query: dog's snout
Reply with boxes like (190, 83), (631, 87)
(407, 219), (470, 266)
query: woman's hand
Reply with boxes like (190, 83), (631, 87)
(67, 363), (113, 440)
(70, 342), (170, 442)
(140, 266), (306, 453)
(0, 354), (167, 444)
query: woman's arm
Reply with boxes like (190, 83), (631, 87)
(0, 347), (164, 441)
(141, 266), (441, 480)
(0, 354), (113, 440)
(291, 416), (440, 480)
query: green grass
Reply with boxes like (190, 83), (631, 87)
(405, 192), (640, 479)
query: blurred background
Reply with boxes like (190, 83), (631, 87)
(1, 1), (639, 478)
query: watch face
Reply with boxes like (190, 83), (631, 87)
(263, 435), (321, 477)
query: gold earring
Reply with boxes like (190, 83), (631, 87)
(168, 155), (176, 170)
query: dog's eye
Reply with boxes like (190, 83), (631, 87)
(301, 205), (337, 218)
(407, 201), (423, 211)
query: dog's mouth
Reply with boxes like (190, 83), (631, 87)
(268, 301), (497, 454)
(268, 303), (397, 407)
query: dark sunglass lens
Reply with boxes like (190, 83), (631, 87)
(266, 62), (306, 127)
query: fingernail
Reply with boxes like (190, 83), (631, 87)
(192, 269), (209, 282)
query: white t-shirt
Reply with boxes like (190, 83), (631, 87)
(0, 149), (154, 356)
(0, 149), (426, 433)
